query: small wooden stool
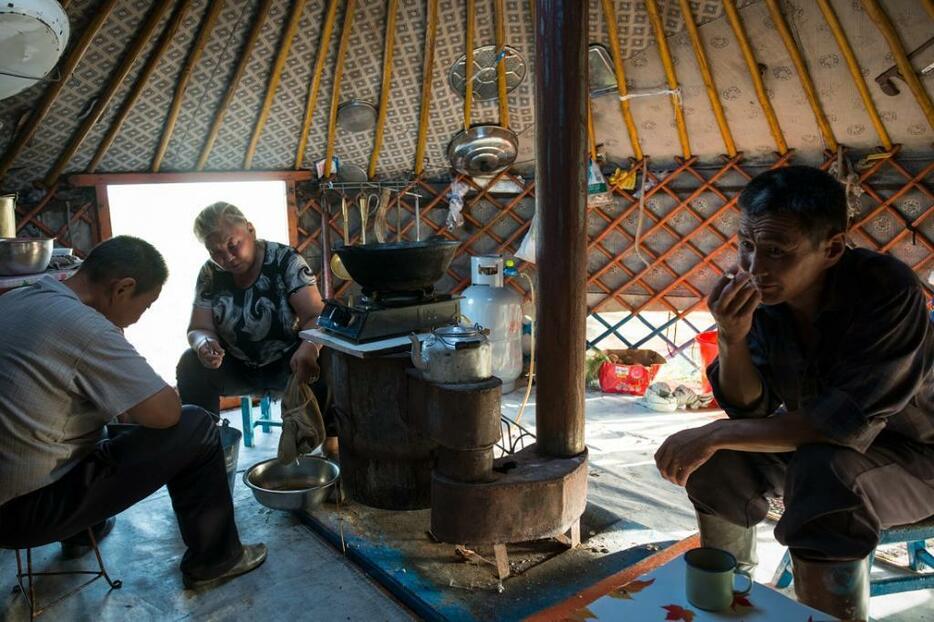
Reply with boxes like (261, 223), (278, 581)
(240, 394), (278, 447)
(9, 527), (122, 618)
(773, 516), (934, 596)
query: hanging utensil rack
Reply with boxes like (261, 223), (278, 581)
(318, 180), (413, 192)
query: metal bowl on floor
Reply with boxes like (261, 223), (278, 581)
(0, 237), (53, 275)
(243, 456), (340, 512)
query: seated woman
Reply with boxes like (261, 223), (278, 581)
(176, 201), (337, 457)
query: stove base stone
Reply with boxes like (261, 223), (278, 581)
(430, 445), (588, 550)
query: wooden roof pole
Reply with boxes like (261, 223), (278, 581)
(43, 0), (173, 187)
(534, 0), (587, 457)
(15, 185), (59, 234)
(587, 98), (597, 161)
(676, 0), (735, 156)
(644, 0), (690, 158)
(88, 0), (193, 173)
(294, 0), (339, 169)
(196, 0), (272, 170)
(413, 0), (439, 176)
(861, 0), (934, 130)
(494, 0), (509, 129)
(0, 0), (118, 183)
(367, 0), (399, 179)
(245, 0), (308, 169)
(152, 0), (225, 172)
(722, 0), (788, 154)
(600, 0), (642, 161)
(814, 0), (891, 150)
(323, 0), (357, 178)
(926, 0), (934, 20)
(764, 0), (837, 151)
(464, 0), (475, 131)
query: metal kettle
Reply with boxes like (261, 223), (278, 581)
(409, 324), (492, 384)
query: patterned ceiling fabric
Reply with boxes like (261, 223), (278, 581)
(0, 0), (179, 186)
(98, 0), (213, 172)
(0, 0), (931, 193)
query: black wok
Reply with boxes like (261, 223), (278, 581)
(333, 240), (460, 292)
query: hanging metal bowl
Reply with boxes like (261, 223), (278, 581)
(447, 125), (518, 177)
(337, 99), (378, 133)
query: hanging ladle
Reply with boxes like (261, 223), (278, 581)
(329, 195), (352, 281)
(357, 193), (374, 245)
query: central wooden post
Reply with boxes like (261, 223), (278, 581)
(534, 0), (587, 457)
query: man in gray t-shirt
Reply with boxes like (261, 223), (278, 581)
(0, 236), (265, 589)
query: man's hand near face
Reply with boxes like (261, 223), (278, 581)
(709, 270), (761, 346)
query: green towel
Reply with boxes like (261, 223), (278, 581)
(277, 374), (326, 464)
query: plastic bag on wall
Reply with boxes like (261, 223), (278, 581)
(587, 160), (613, 207)
(446, 181), (469, 230)
(516, 213), (536, 263)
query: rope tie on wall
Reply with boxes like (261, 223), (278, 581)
(633, 158), (652, 270)
(829, 145), (865, 244)
(618, 87), (683, 107)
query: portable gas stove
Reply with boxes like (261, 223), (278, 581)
(317, 288), (461, 343)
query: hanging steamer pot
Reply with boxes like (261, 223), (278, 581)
(447, 125), (518, 177)
(409, 324), (492, 384)
(448, 14), (519, 177)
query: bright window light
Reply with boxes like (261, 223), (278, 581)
(107, 181), (290, 383)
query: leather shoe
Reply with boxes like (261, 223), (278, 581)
(182, 543), (267, 590)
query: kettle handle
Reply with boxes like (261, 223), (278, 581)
(409, 333), (427, 370)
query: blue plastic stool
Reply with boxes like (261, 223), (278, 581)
(240, 394), (278, 448)
(773, 516), (934, 596)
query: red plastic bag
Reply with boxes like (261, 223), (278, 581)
(598, 362), (662, 396)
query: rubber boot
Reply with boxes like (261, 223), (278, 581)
(695, 511), (758, 575)
(791, 553), (869, 622)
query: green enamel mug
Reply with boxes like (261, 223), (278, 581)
(684, 547), (754, 611)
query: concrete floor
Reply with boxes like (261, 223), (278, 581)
(0, 423), (413, 622)
(3, 389), (932, 621)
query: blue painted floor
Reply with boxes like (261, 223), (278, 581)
(300, 493), (678, 621)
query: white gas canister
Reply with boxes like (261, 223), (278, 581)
(462, 255), (523, 392)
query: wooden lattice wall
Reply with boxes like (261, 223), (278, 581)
(285, 146), (932, 357)
(8, 146), (931, 369)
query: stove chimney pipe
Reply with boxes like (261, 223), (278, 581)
(533, 0), (587, 457)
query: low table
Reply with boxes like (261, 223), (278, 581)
(0, 268), (77, 293)
(529, 547), (833, 621)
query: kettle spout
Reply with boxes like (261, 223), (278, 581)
(409, 333), (427, 370)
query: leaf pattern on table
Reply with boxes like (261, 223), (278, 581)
(563, 606), (598, 621)
(662, 604), (695, 622)
(608, 578), (656, 600)
(731, 594), (754, 610)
